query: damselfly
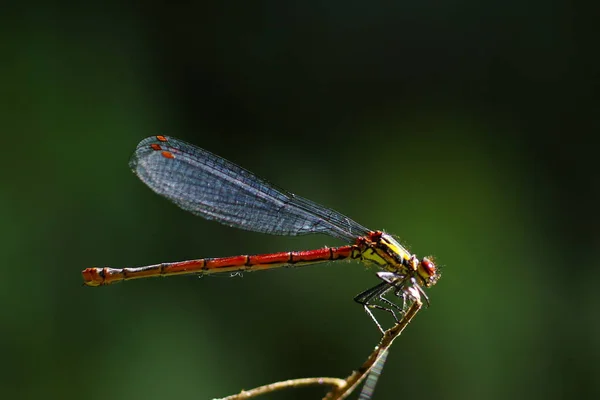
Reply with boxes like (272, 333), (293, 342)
(82, 136), (440, 332)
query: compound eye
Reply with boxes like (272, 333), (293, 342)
(421, 258), (436, 277)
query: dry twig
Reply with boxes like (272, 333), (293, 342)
(214, 295), (423, 400)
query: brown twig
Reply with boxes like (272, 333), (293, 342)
(322, 297), (423, 399)
(214, 295), (423, 400)
(214, 377), (346, 400)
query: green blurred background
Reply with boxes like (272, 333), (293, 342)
(2, 2), (597, 399)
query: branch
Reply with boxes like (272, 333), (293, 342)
(322, 298), (423, 400)
(215, 377), (346, 400)
(214, 296), (423, 400)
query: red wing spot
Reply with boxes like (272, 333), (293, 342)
(150, 144), (161, 151)
(156, 135), (168, 142)
(161, 151), (175, 159)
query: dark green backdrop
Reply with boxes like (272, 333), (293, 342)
(2, 2), (597, 399)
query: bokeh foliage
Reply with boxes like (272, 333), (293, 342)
(1, 1), (597, 399)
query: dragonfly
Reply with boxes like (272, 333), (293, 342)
(82, 135), (440, 332)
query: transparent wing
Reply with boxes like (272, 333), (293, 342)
(130, 136), (370, 242)
(358, 348), (389, 400)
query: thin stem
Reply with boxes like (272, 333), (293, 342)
(214, 377), (346, 400)
(214, 294), (423, 400)
(322, 298), (423, 400)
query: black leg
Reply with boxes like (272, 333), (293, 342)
(354, 273), (412, 333)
